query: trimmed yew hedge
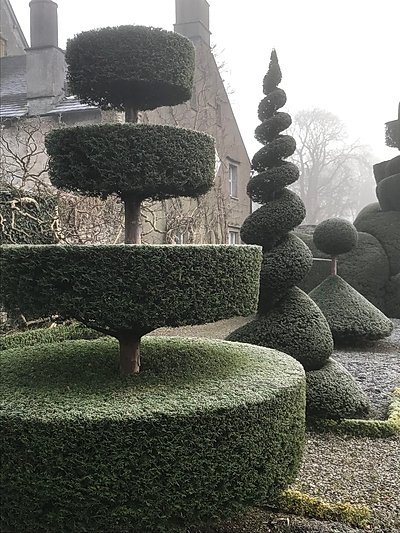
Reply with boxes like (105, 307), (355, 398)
(45, 124), (215, 201)
(0, 336), (306, 533)
(65, 25), (195, 111)
(313, 218), (358, 256)
(0, 244), (261, 335)
(247, 162), (299, 202)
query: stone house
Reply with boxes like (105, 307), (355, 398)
(0, 0), (251, 244)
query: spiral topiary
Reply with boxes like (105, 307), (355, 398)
(227, 50), (333, 370)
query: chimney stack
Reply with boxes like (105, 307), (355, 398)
(174, 0), (211, 47)
(27, 0), (65, 115)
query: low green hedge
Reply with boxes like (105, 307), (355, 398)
(252, 135), (296, 170)
(306, 358), (370, 420)
(309, 275), (393, 342)
(45, 124), (215, 202)
(0, 322), (102, 351)
(309, 388), (400, 438)
(272, 489), (371, 529)
(66, 25), (195, 111)
(0, 244), (262, 337)
(227, 287), (333, 371)
(240, 189), (306, 249)
(313, 218), (358, 256)
(1, 336), (306, 533)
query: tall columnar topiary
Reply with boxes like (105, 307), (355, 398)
(310, 218), (393, 342)
(227, 50), (333, 371)
(227, 52), (369, 421)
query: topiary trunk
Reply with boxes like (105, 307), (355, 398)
(118, 333), (141, 376)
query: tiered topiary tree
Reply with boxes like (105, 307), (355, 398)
(309, 218), (393, 342)
(0, 29), (307, 533)
(227, 51), (369, 421)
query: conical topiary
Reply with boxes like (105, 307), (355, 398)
(310, 218), (394, 342)
(227, 52), (369, 420)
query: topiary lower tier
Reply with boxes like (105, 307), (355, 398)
(1, 336), (306, 533)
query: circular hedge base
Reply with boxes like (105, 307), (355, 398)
(306, 358), (370, 420)
(1, 336), (306, 533)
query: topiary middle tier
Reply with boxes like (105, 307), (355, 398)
(1, 336), (306, 533)
(0, 244), (262, 375)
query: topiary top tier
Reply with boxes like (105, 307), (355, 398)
(227, 50), (333, 371)
(66, 25), (195, 114)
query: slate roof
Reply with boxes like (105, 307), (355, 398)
(0, 55), (97, 119)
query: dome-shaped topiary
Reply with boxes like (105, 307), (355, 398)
(313, 218), (358, 257)
(65, 25), (195, 112)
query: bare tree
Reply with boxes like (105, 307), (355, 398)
(288, 108), (375, 224)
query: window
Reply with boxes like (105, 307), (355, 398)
(228, 229), (240, 245)
(229, 163), (238, 198)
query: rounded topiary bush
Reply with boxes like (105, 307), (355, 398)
(385, 273), (400, 318)
(65, 25), (195, 111)
(354, 202), (400, 276)
(1, 336), (306, 533)
(227, 287), (333, 370)
(313, 218), (358, 257)
(376, 173), (400, 211)
(306, 358), (370, 420)
(309, 275), (393, 342)
(45, 123), (215, 201)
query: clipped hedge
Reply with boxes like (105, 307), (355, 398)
(272, 489), (371, 529)
(385, 273), (400, 318)
(258, 89), (287, 121)
(376, 173), (400, 211)
(258, 233), (313, 312)
(354, 202), (400, 276)
(0, 244), (261, 336)
(313, 218), (358, 256)
(65, 25), (195, 111)
(240, 189), (306, 249)
(306, 358), (370, 420)
(252, 135), (297, 170)
(254, 112), (292, 144)
(309, 388), (400, 438)
(1, 336), (306, 533)
(45, 124), (215, 201)
(0, 322), (102, 351)
(227, 287), (333, 371)
(309, 275), (393, 342)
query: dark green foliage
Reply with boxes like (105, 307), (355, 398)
(306, 358), (370, 420)
(0, 322), (103, 351)
(376, 173), (400, 211)
(385, 273), (400, 318)
(258, 89), (287, 121)
(45, 123), (215, 201)
(0, 188), (58, 244)
(227, 287), (333, 371)
(247, 162), (299, 202)
(354, 203), (400, 275)
(386, 155), (400, 177)
(254, 112), (292, 144)
(385, 116), (399, 149)
(252, 135), (296, 170)
(258, 234), (313, 312)
(297, 231), (390, 313)
(240, 189), (306, 249)
(65, 25), (195, 111)
(263, 49), (282, 94)
(373, 159), (389, 184)
(313, 218), (358, 257)
(0, 336), (306, 533)
(309, 275), (393, 342)
(0, 244), (262, 336)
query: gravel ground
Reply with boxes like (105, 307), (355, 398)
(151, 316), (400, 533)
